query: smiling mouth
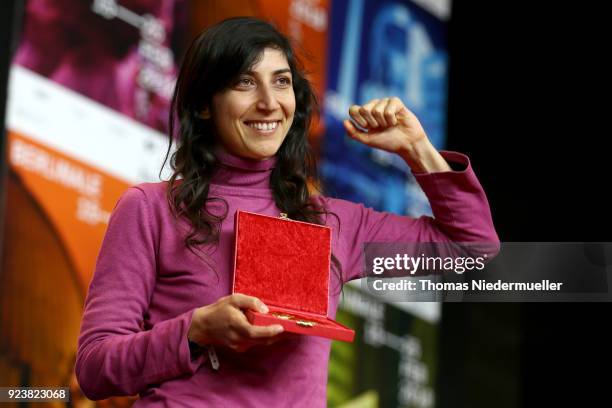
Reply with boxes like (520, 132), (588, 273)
(244, 120), (281, 133)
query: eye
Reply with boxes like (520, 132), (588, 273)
(235, 77), (255, 88)
(276, 76), (292, 87)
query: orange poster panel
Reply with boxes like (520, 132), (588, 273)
(7, 130), (132, 291)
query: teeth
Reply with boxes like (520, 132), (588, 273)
(247, 121), (279, 131)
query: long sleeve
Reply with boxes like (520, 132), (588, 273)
(75, 187), (205, 400)
(324, 151), (500, 282)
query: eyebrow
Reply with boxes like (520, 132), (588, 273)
(244, 68), (292, 76)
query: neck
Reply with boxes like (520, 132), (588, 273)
(211, 150), (276, 190)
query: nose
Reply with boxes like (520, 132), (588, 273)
(256, 85), (281, 111)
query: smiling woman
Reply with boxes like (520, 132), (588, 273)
(162, 17), (323, 254)
(75, 16), (499, 408)
(210, 48), (296, 160)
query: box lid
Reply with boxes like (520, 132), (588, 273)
(232, 211), (332, 316)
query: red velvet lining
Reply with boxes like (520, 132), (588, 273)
(233, 211), (331, 315)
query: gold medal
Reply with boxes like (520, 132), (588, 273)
(271, 312), (317, 327)
(296, 320), (316, 327)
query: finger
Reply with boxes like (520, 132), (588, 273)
(343, 120), (371, 146)
(359, 99), (380, 128)
(227, 310), (252, 336)
(395, 103), (416, 124)
(234, 335), (280, 351)
(385, 97), (402, 126)
(250, 330), (298, 347)
(348, 105), (368, 128)
(246, 323), (284, 339)
(372, 98), (390, 127)
(231, 311), (283, 339)
(228, 293), (269, 313)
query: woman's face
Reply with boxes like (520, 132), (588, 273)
(210, 47), (296, 160)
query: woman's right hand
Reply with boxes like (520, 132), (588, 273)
(187, 293), (285, 352)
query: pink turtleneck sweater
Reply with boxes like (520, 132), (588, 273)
(75, 151), (498, 407)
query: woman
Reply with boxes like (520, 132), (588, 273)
(76, 17), (499, 406)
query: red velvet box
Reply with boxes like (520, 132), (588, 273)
(232, 210), (355, 342)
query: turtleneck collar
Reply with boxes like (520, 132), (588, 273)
(210, 150), (276, 194)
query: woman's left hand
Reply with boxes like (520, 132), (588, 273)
(344, 97), (427, 153)
(344, 97), (451, 173)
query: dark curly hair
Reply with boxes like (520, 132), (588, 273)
(163, 17), (342, 280)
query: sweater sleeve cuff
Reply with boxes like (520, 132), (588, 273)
(153, 308), (206, 376)
(412, 151), (484, 205)
(413, 150), (476, 183)
(411, 150), (470, 176)
(179, 309), (207, 372)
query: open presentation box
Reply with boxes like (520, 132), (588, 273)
(232, 210), (355, 342)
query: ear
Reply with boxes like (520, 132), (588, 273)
(200, 108), (211, 120)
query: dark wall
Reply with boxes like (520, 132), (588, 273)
(441, 1), (609, 407)
(0, 0), (23, 268)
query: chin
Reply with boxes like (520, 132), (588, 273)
(245, 143), (283, 160)
(249, 150), (279, 160)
